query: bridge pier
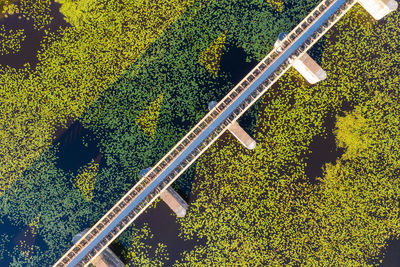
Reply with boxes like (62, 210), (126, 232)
(275, 33), (327, 84)
(227, 121), (257, 150)
(73, 230), (124, 267)
(358, 0), (398, 20)
(140, 168), (188, 217)
(159, 187), (188, 217)
(208, 101), (256, 150)
(292, 53), (327, 84)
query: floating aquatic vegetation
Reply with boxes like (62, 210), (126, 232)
(19, 0), (52, 29)
(124, 223), (169, 266)
(1, 0), (398, 265)
(198, 30), (227, 78)
(17, 214), (41, 260)
(135, 93), (164, 139)
(0, 233), (9, 261)
(178, 4), (400, 266)
(1, 0), (18, 17)
(74, 159), (99, 201)
(267, 0), (285, 12)
(0, 26), (25, 55)
(0, 0), (196, 196)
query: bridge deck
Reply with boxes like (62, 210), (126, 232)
(55, 0), (358, 266)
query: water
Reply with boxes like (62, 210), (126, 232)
(219, 44), (259, 134)
(125, 44), (259, 264)
(132, 201), (204, 266)
(380, 238), (400, 267)
(0, 0), (68, 69)
(55, 120), (100, 173)
(304, 113), (345, 183)
(0, 217), (48, 265)
(0, 1), (69, 265)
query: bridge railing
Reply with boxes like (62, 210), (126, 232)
(55, 0), (358, 266)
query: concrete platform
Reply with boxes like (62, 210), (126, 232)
(90, 248), (124, 267)
(208, 101), (256, 150)
(358, 0), (398, 20)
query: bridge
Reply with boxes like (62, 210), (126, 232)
(54, 0), (397, 266)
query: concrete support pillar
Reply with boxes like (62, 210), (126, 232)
(140, 168), (188, 217)
(274, 32), (326, 84)
(292, 53), (327, 84)
(227, 121), (257, 150)
(90, 248), (124, 267)
(208, 101), (256, 150)
(72, 230), (124, 267)
(358, 0), (398, 20)
(159, 187), (188, 217)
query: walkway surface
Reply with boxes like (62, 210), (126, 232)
(55, 0), (371, 266)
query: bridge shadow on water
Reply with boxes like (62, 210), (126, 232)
(113, 43), (259, 265)
(3, 1), (400, 265)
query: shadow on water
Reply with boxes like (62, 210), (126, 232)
(110, 44), (257, 264)
(0, 1), (71, 264)
(220, 44), (258, 85)
(0, 0), (68, 68)
(308, 34), (327, 66)
(163, 44), (260, 199)
(109, 241), (130, 264)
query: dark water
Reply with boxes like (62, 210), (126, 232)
(132, 201), (205, 266)
(304, 113), (345, 183)
(380, 238), (400, 267)
(0, 217), (48, 265)
(0, 1), (69, 265)
(220, 45), (258, 85)
(108, 43), (259, 264)
(308, 34), (327, 66)
(55, 120), (100, 172)
(0, 0), (68, 68)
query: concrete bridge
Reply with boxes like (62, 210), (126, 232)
(54, 0), (397, 266)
